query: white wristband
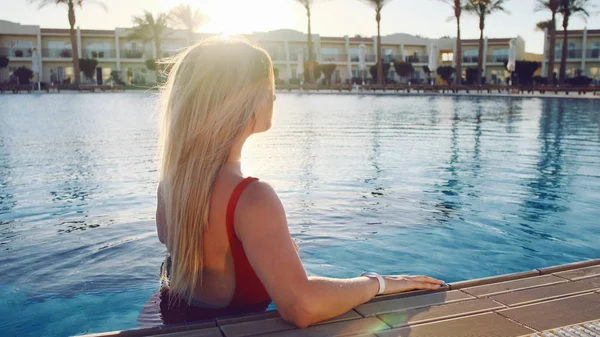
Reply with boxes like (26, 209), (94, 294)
(361, 272), (385, 295)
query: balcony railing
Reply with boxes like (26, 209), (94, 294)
(587, 49), (600, 59)
(365, 54), (377, 62)
(0, 47), (33, 58)
(122, 49), (144, 59)
(463, 56), (479, 63)
(42, 48), (73, 58)
(268, 52), (286, 61)
(82, 49), (116, 59)
(405, 55), (428, 63)
(567, 49), (583, 59)
(290, 53), (318, 62)
(321, 54), (348, 62)
(487, 55), (509, 63)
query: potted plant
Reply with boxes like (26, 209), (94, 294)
(98, 51), (104, 58)
(91, 51), (98, 58)
(60, 49), (72, 58)
(15, 50), (23, 57)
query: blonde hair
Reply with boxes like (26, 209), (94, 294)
(158, 37), (274, 303)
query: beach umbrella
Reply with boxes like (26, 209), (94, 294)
(31, 47), (41, 91)
(359, 43), (366, 85)
(428, 43), (439, 85)
(296, 50), (304, 84)
(507, 39), (517, 86)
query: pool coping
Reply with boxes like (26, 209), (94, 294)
(80, 258), (600, 337)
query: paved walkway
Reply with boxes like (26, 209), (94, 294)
(85, 259), (600, 337)
(275, 90), (600, 100)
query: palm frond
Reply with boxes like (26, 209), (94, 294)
(169, 3), (207, 32)
(81, 0), (107, 12)
(29, 0), (68, 10)
(358, 0), (395, 12)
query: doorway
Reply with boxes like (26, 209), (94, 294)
(96, 67), (103, 85)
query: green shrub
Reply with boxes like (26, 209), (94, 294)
(14, 67), (33, 84)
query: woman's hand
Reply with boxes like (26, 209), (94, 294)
(380, 275), (444, 295)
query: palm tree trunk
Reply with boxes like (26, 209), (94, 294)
(455, 14), (462, 85)
(547, 12), (556, 79)
(477, 15), (485, 85)
(376, 12), (383, 85)
(559, 16), (569, 84)
(155, 40), (161, 83)
(68, 0), (80, 86)
(307, 6), (314, 83)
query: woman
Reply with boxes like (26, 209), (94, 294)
(155, 37), (443, 328)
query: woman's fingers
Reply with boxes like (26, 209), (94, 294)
(411, 276), (445, 284)
(408, 281), (442, 290)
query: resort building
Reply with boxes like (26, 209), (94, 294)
(541, 28), (600, 80)
(1, 19), (528, 85)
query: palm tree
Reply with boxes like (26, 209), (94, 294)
(557, 0), (590, 84)
(359, 0), (395, 85)
(29, 0), (107, 86)
(535, 0), (559, 80)
(168, 3), (206, 45)
(295, 0), (319, 83)
(465, 0), (509, 85)
(130, 11), (170, 82)
(439, 0), (464, 84)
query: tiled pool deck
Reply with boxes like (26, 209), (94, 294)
(85, 259), (600, 337)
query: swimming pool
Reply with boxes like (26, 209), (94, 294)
(0, 92), (599, 336)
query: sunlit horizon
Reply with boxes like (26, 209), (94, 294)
(156, 0), (297, 34)
(1, 0), (599, 53)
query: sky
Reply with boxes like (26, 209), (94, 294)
(1, 0), (599, 54)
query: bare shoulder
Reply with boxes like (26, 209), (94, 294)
(236, 180), (286, 230)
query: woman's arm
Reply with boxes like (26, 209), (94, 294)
(156, 182), (168, 245)
(236, 181), (443, 328)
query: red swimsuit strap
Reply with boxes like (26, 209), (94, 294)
(225, 177), (270, 306)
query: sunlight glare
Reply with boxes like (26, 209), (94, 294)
(156, 0), (297, 34)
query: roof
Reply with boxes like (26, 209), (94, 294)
(321, 36), (345, 43)
(462, 38), (512, 44)
(349, 37), (372, 43)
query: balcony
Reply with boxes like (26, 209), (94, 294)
(365, 54), (377, 62)
(268, 52), (286, 61)
(567, 49), (583, 59)
(82, 49), (116, 59)
(290, 53), (317, 62)
(405, 55), (428, 63)
(0, 47), (33, 58)
(463, 56), (479, 63)
(122, 49), (144, 59)
(42, 48), (73, 58)
(587, 49), (600, 59)
(321, 53), (348, 62)
(487, 55), (509, 63)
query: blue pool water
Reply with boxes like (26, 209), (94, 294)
(0, 93), (599, 336)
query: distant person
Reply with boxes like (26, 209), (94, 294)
(50, 69), (57, 86)
(153, 37), (443, 327)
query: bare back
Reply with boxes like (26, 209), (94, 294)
(156, 168), (249, 307)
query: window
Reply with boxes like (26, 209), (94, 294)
(492, 49), (509, 62)
(568, 42), (578, 58)
(322, 47), (340, 62)
(591, 42), (600, 58)
(441, 52), (454, 62)
(464, 50), (478, 63)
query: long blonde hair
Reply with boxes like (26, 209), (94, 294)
(158, 37), (274, 303)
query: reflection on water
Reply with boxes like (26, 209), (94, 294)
(0, 93), (599, 337)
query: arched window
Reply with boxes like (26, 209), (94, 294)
(568, 42), (578, 58)
(591, 42), (600, 59)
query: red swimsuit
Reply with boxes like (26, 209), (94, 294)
(141, 177), (271, 326)
(225, 177), (271, 307)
